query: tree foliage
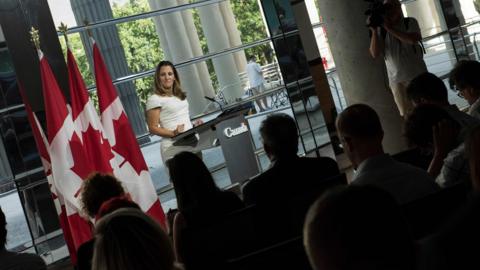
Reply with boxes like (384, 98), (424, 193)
(61, 0), (270, 105)
(113, 0), (163, 109)
(230, 1), (271, 65)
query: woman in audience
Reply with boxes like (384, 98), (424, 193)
(92, 208), (178, 270)
(80, 172), (126, 220)
(303, 185), (416, 270)
(168, 151), (244, 263)
(419, 126), (480, 270)
(77, 173), (136, 270)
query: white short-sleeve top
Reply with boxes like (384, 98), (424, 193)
(146, 94), (194, 162)
(146, 94), (193, 133)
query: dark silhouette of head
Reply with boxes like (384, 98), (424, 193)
(404, 104), (459, 149)
(304, 185), (416, 270)
(81, 173), (126, 218)
(336, 104), (384, 168)
(0, 207), (6, 249)
(407, 72), (449, 106)
(260, 113), (298, 161)
(168, 152), (221, 214)
(92, 208), (175, 270)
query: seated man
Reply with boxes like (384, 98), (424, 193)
(407, 72), (479, 127)
(0, 207), (46, 270)
(242, 113), (339, 205)
(405, 104), (472, 187)
(337, 104), (438, 204)
(304, 185), (417, 270)
(449, 60), (480, 119)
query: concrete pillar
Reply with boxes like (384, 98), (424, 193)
(148, 0), (172, 60)
(177, 0), (215, 98)
(219, 1), (247, 73)
(147, 0), (207, 116)
(404, 0), (443, 37)
(290, 1), (337, 131)
(404, 0), (457, 69)
(198, 3), (244, 103)
(316, 0), (407, 154)
(70, 0), (147, 136)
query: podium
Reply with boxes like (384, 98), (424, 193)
(172, 106), (260, 184)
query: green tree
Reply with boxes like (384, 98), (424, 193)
(190, 1), (270, 91)
(475, 0), (480, 14)
(113, 0), (164, 109)
(231, 1), (271, 65)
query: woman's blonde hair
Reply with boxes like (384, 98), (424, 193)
(92, 208), (175, 270)
(154, 60), (186, 100)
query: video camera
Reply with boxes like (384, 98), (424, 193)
(364, 0), (391, 28)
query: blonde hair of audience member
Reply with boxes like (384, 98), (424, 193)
(467, 125), (480, 191)
(303, 185), (416, 270)
(92, 208), (177, 270)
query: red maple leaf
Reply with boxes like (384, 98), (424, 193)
(81, 125), (114, 173)
(111, 112), (148, 175)
(69, 132), (92, 181)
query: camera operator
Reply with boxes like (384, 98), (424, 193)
(369, 0), (427, 117)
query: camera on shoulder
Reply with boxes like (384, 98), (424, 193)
(364, 0), (391, 28)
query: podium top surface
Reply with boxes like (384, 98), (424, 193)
(171, 106), (250, 142)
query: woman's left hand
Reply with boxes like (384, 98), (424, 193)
(193, 119), (204, 127)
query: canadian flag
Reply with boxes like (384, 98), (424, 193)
(19, 85), (77, 259)
(92, 40), (166, 225)
(36, 50), (92, 262)
(67, 48), (114, 174)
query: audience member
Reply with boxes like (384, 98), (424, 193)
(337, 104), (438, 204)
(304, 185), (416, 270)
(92, 208), (178, 270)
(407, 72), (479, 127)
(419, 125), (480, 270)
(242, 113), (339, 205)
(405, 104), (471, 187)
(168, 151), (244, 263)
(77, 173), (133, 270)
(467, 125), (480, 191)
(449, 60), (480, 119)
(80, 173), (126, 220)
(0, 207), (46, 270)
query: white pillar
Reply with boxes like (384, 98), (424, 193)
(148, 0), (172, 60)
(404, 0), (443, 37)
(316, 0), (407, 154)
(177, 0), (215, 98)
(147, 0), (207, 116)
(198, 3), (244, 103)
(219, 1), (247, 73)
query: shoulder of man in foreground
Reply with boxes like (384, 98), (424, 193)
(0, 251), (47, 270)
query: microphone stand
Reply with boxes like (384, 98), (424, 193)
(204, 96), (224, 113)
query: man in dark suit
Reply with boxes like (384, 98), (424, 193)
(242, 113), (339, 205)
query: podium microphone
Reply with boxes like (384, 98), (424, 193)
(204, 96), (223, 112)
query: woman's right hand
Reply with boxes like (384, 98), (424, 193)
(172, 124), (185, 137)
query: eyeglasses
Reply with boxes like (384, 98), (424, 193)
(454, 86), (465, 98)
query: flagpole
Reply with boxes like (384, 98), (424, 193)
(59, 22), (69, 47)
(30, 27), (41, 51)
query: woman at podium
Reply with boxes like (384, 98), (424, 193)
(145, 61), (199, 163)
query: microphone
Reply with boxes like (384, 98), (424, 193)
(204, 96), (223, 112)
